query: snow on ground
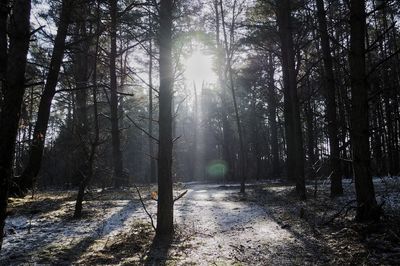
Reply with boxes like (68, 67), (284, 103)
(173, 185), (298, 265)
(1, 190), (156, 265)
(1, 178), (400, 265)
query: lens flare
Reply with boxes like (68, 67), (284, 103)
(206, 160), (228, 177)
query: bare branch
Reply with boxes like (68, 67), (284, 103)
(133, 185), (156, 231)
(173, 190), (188, 203)
(126, 114), (159, 143)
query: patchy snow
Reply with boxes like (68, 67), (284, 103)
(1, 179), (400, 265)
(173, 184), (296, 265)
(1, 192), (156, 265)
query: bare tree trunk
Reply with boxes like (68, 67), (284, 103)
(0, 0), (31, 251)
(191, 81), (199, 180)
(213, 0), (233, 181)
(0, 0), (7, 101)
(219, 0), (246, 193)
(109, 0), (125, 187)
(315, 0), (343, 197)
(148, 30), (156, 183)
(156, 0), (174, 236)
(266, 54), (280, 178)
(276, 0), (306, 199)
(18, 0), (73, 195)
(305, 98), (316, 175)
(74, 1), (101, 218)
(349, 0), (381, 221)
(73, 0), (89, 138)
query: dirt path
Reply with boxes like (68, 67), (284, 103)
(1, 180), (399, 265)
(165, 183), (331, 265)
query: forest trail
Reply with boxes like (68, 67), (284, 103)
(171, 183), (325, 265)
(1, 179), (399, 265)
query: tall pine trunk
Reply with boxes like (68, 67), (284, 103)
(148, 32), (156, 183)
(0, 0), (31, 250)
(156, 0), (174, 236)
(349, 0), (381, 221)
(109, 0), (125, 187)
(0, 0), (7, 101)
(214, 0), (234, 182)
(315, 0), (343, 196)
(74, 1), (101, 218)
(276, 0), (306, 199)
(18, 0), (72, 195)
(266, 54), (280, 178)
(219, 0), (246, 193)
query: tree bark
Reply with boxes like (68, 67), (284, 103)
(349, 0), (381, 221)
(266, 54), (280, 178)
(156, 0), (174, 236)
(213, 0), (234, 182)
(219, 0), (246, 193)
(276, 0), (306, 199)
(0, 0), (7, 100)
(148, 28), (156, 183)
(315, 0), (343, 196)
(109, 0), (125, 187)
(74, 0), (101, 218)
(0, 0), (31, 251)
(18, 0), (73, 195)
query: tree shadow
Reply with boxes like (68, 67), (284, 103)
(142, 234), (173, 266)
(1, 199), (140, 265)
(7, 192), (76, 217)
(252, 185), (345, 264)
(175, 182), (337, 264)
(55, 201), (140, 264)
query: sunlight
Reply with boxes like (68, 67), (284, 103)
(184, 50), (217, 86)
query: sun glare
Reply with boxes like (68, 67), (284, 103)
(184, 50), (217, 86)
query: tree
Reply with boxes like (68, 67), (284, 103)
(219, 0), (247, 193)
(18, 0), (73, 195)
(0, 0), (31, 250)
(148, 10), (157, 183)
(156, 0), (174, 236)
(74, 0), (101, 218)
(213, 0), (235, 182)
(109, 0), (125, 187)
(275, 0), (306, 199)
(0, 0), (7, 102)
(349, 0), (381, 221)
(315, 0), (343, 197)
(266, 54), (280, 178)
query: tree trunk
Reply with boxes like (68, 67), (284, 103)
(349, 0), (381, 221)
(0, 0), (31, 251)
(219, 0), (246, 193)
(305, 98), (316, 176)
(276, 0), (306, 199)
(266, 54), (280, 178)
(213, 0), (234, 182)
(74, 1), (101, 218)
(18, 0), (72, 195)
(315, 0), (343, 196)
(148, 30), (156, 183)
(156, 0), (174, 236)
(109, 0), (125, 187)
(0, 0), (7, 101)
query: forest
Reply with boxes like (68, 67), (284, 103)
(0, 0), (400, 265)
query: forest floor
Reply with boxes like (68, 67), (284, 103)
(1, 177), (400, 265)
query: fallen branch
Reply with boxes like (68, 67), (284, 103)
(133, 184), (156, 231)
(322, 200), (357, 226)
